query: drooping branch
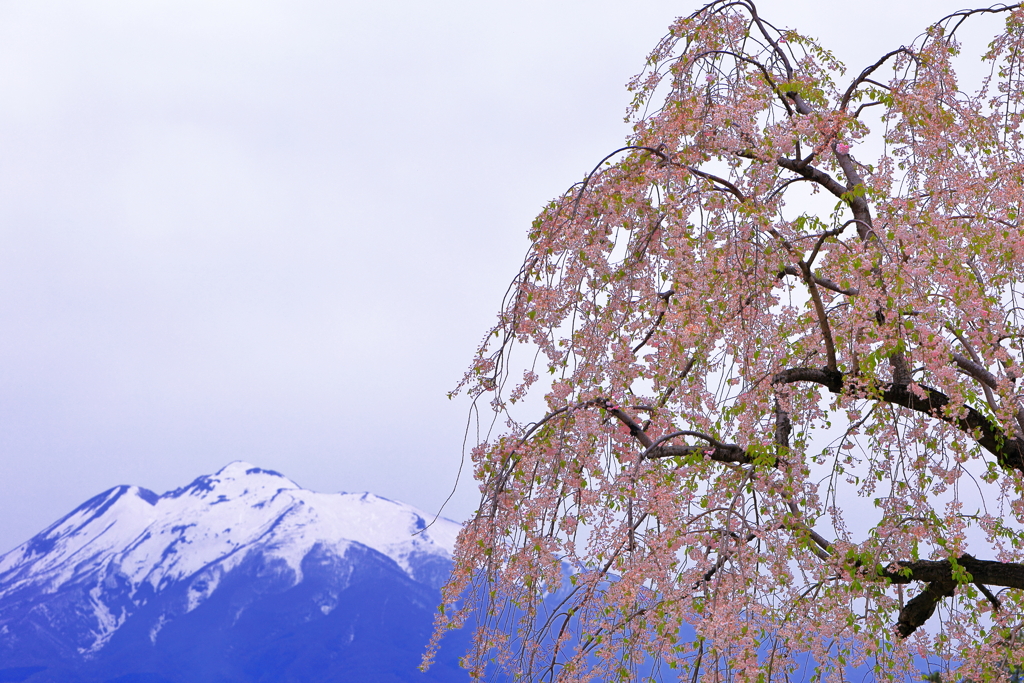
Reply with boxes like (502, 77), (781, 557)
(604, 395), (1023, 639)
(840, 47), (914, 110)
(443, 1), (1024, 674)
(692, 47), (796, 116)
(937, 3), (1024, 37)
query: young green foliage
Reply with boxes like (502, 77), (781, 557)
(427, 2), (1024, 681)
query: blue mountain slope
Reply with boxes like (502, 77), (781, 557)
(0, 463), (473, 682)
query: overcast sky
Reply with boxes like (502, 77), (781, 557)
(0, 0), (1000, 554)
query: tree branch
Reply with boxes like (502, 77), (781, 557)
(604, 401), (654, 448)
(644, 442), (751, 465)
(683, 164), (747, 200)
(882, 554), (1024, 636)
(776, 156), (849, 199)
(773, 368), (1024, 475)
(615, 388), (1024, 638)
(840, 48), (913, 110)
(799, 261), (839, 372)
(937, 3), (1024, 38)
(779, 265), (859, 295)
(951, 351), (1001, 390)
(693, 47), (796, 116)
(633, 290), (675, 353)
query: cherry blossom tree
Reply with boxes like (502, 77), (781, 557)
(426, 2), (1024, 680)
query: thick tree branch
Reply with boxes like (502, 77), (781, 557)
(683, 164), (747, 200)
(885, 555), (1024, 590)
(773, 368), (1024, 475)
(950, 347), (1024, 437)
(610, 392), (1024, 639)
(743, 3), (814, 115)
(882, 555), (1024, 636)
(800, 262), (839, 371)
(952, 351), (1001, 390)
(644, 442), (751, 465)
(779, 265), (860, 295)
(776, 156), (848, 199)
(895, 577), (956, 638)
(605, 401), (655, 448)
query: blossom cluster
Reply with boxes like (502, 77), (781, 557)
(430, 2), (1024, 681)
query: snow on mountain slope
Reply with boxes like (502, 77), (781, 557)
(0, 462), (460, 655)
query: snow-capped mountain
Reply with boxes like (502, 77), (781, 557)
(0, 462), (472, 683)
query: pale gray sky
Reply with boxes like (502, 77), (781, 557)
(0, 0), (996, 553)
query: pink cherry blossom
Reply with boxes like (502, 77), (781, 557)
(427, 2), (1024, 682)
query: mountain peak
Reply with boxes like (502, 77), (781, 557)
(0, 462), (461, 657)
(0, 463), (471, 681)
(216, 461), (288, 480)
(165, 461), (300, 500)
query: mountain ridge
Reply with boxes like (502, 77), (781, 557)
(0, 462), (471, 682)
